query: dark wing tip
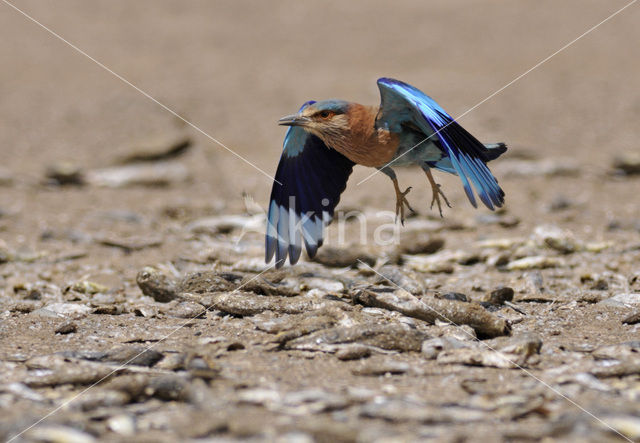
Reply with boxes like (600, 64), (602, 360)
(483, 143), (508, 161)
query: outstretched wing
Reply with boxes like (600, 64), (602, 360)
(376, 77), (505, 210)
(266, 103), (354, 268)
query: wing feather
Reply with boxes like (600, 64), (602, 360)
(266, 103), (354, 267)
(377, 77), (505, 209)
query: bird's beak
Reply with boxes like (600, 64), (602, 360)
(278, 114), (311, 127)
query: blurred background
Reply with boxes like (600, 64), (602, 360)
(1, 0), (638, 241)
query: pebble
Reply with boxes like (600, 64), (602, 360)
(353, 288), (510, 338)
(136, 266), (179, 302)
(33, 303), (92, 317)
(335, 344), (372, 360)
(421, 337), (468, 359)
(403, 254), (455, 274)
(507, 256), (564, 271)
(107, 414), (137, 436)
(604, 415), (640, 440)
(116, 134), (191, 164)
(397, 233), (445, 255)
(45, 162), (85, 186)
(96, 234), (163, 252)
(26, 426), (96, 443)
(286, 323), (428, 353)
(622, 311), (640, 324)
(533, 224), (579, 254)
(484, 287), (514, 305)
(69, 280), (109, 295)
(186, 214), (264, 235)
(592, 342), (640, 360)
(55, 321), (78, 334)
(312, 246), (376, 268)
(438, 292), (468, 302)
(352, 359), (410, 376)
(599, 293), (640, 308)
(612, 152), (640, 175)
(375, 265), (424, 294)
(86, 162), (190, 188)
(437, 334), (541, 368)
(300, 277), (345, 293)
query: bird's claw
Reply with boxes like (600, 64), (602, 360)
(429, 183), (451, 218)
(395, 186), (415, 225)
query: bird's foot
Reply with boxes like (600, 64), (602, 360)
(424, 168), (451, 218)
(395, 186), (415, 225)
(429, 182), (451, 218)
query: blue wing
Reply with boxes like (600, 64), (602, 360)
(266, 102), (354, 268)
(377, 77), (505, 210)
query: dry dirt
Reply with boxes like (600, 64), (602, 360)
(1, 1), (640, 442)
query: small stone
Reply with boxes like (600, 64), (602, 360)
(352, 359), (410, 376)
(86, 162), (190, 188)
(603, 415), (640, 440)
(116, 134), (191, 164)
(162, 301), (206, 319)
(374, 265), (424, 295)
(312, 246), (376, 268)
(353, 288), (510, 338)
(45, 162), (85, 186)
(286, 324), (428, 353)
(55, 321), (77, 334)
(599, 293), (640, 308)
(107, 414), (136, 436)
(592, 342), (640, 360)
(622, 311), (640, 324)
(524, 270), (544, 293)
(438, 292), (468, 302)
(178, 270), (238, 293)
(437, 333), (541, 368)
(70, 280), (109, 295)
(186, 214), (264, 235)
(533, 224), (579, 254)
(96, 235), (163, 252)
(484, 287), (514, 305)
(398, 233), (445, 255)
(403, 254), (455, 274)
(34, 303), (92, 317)
(208, 291), (315, 316)
(547, 195), (574, 212)
(136, 266), (179, 302)
(421, 337), (468, 359)
(335, 344), (372, 361)
(148, 374), (191, 401)
(300, 277), (345, 293)
(613, 152), (640, 175)
(26, 425), (95, 443)
(507, 256), (564, 270)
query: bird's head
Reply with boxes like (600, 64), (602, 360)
(278, 100), (351, 144)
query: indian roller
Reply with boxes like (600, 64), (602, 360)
(266, 78), (507, 268)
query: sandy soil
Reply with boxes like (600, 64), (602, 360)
(1, 1), (640, 442)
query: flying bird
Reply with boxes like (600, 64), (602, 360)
(266, 78), (507, 268)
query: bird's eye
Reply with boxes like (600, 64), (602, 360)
(318, 111), (332, 119)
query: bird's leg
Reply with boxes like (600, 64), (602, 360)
(391, 177), (415, 225)
(378, 166), (414, 225)
(424, 168), (451, 218)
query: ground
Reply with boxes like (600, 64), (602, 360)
(1, 1), (640, 442)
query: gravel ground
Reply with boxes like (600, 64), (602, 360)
(1, 1), (640, 442)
